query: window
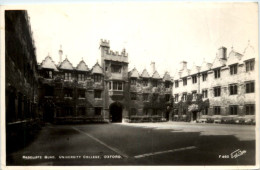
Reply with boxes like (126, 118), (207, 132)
(174, 94), (179, 102)
(78, 89), (85, 98)
(65, 72), (72, 80)
(111, 81), (123, 91)
(183, 78), (187, 86)
(78, 74), (85, 81)
(131, 78), (137, 85)
(192, 91), (197, 100)
(202, 73), (207, 81)
(111, 65), (122, 73)
(229, 84), (238, 95)
(175, 80), (179, 88)
(131, 93), (137, 100)
(229, 105), (238, 115)
(214, 69), (221, 79)
(165, 81), (170, 88)
(109, 82), (112, 90)
(45, 85), (54, 96)
(214, 86), (221, 97)
(245, 59), (255, 72)
(182, 108), (187, 115)
(214, 106), (221, 115)
(202, 89), (208, 98)
(152, 109), (158, 115)
(78, 107), (86, 115)
(153, 93), (158, 101)
(131, 108), (137, 115)
(230, 64), (238, 75)
(64, 107), (73, 116)
(43, 70), (53, 79)
(165, 94), (170, 102)
(245, 104), (255, 115)
(95, 107), (102, 115)
(143, 108), (148, 115)
(143, 93), (149, 101)
(152, 80), (158, 87)
(182, 93), (187, 101)
(143, 79), (148, 86)
(94, 90), (102, 99)
(192, 75), (197, 84)
(64, 88), (73, 98)
(245, 81), (254, 93)
(93, 74), (102, 82)
(202, 107), (208, 115)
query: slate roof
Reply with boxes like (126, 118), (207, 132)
(130, 68), (140, 78)
(91, 62), (103, 74)
(76, 60), (89, 71)
(59, 58), (74, 70)
(40, 55), (58, 71)
(140, 69), (150, 78)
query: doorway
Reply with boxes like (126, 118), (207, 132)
(109, 102), (123, 123)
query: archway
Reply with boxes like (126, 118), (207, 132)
(109, 102), (123, 123)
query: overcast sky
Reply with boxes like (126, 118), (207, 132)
(22, 2), (258, 76)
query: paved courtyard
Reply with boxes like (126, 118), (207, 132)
(7, 122), (255, 165)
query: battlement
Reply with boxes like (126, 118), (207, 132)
(106, 49), (128, 57)
(100, 39), (110, 48)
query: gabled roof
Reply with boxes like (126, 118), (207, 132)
(243, 43), (256, 61)
(40, 55), (58, 71)
(200, 59), (212, 73)
(152, 70), (161, 79)
(76, 60), (89, 71)
(190, 64), (200, 75)
(180, 68), (190, 78)
(91, 62), (103, 74)
(59, 58), (74, 70)
(227, 49), (243, 65)
(163, 72), (171, 81)
(140, 69), (150, 78)
(130, 68), (139, 78)
(173, 70), (181, 80)
(211, 56), (226, 69)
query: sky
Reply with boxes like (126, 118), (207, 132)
(21, 2), (258, 76)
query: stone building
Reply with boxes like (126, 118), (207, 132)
(5, 10), (39, 152)
(38, 39), (173, 123)
(172, 43), (256, 123)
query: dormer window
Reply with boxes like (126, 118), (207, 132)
(43, 70), (53, 79)
(230, 64), (238, 75)
(93, 74), (102, 82)
(192, 75), (197, 84)
(245, 59), (254, 72)
(202, 73), (207, 81)
(152, 80), (158, 87)
(131, 78), (137, 85)
(214, 69), (221, 79)
(183, 78), (187, 86)
(65, 72), (72, 80)
(143, 79), (148, 86)
(165, 81), (170, 88)
(78, 73), (85, 81)
(111, 65), (122, 73)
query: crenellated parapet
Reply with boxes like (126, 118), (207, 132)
(100, 39), (110, 48)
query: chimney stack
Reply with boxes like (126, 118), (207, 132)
(180, 61), (187, 70)
(151, 61), (155, 74)
(59, 45), (63, 63)
(218, 46), (227, 60)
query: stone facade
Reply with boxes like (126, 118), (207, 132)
(5, 10), (40, 152)
(172, 44), (256, 123)
(38, 40), (173, 123)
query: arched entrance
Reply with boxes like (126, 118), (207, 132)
(43, 101), (55, 123)
(109, 102), (123, 123)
